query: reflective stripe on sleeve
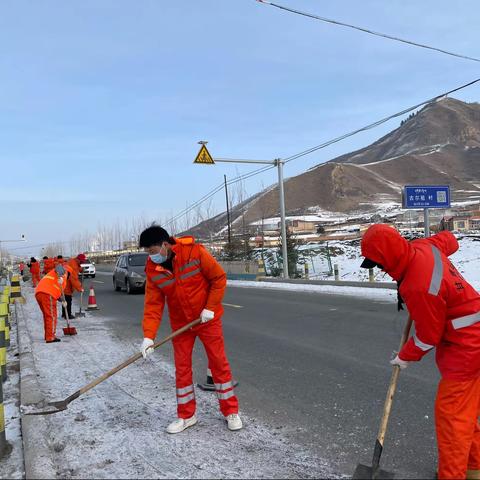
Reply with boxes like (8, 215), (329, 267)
(156, 278), (176, 289)
(452, 312), (480, 330)
(152, 273), (170, 281)
(216, 390), (235, 401)
(215, 381), (234, 391)
(413, 333), (434, 351)
(177, 392), (195, 404)
(180, 268), (201, 280)
(179, 260), (200, 272)
(176, 385), (194, 396)
(428, 246), (443, 296)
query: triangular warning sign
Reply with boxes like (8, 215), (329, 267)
(194, 144), (215, 165)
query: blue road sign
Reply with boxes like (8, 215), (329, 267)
(403, 185), (450, 209)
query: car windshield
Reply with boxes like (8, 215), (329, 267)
(128, 254), (148, 266)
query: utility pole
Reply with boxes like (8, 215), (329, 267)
(224, 174), (231, 244)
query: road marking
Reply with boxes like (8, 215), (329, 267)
(224, 303), (243, 309)
(93, 280), (105, 284)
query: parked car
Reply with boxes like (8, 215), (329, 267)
(113, 253), (148, 294)
(80, 259), (96, 278)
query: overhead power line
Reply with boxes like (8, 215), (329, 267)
(255, 0), (480, 64)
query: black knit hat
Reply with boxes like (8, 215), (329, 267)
(139, 226), (171, 248)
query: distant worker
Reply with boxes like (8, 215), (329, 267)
(35, 263), (70, 343)
(62, 254), (86, 319)
(361, 224), (480, 480)
(55, 255), (66, 267)
(29, 257), (41, 287)
(42, 256), (55, 276)
(19, 261), (25, 277)
(139, 225), (242, 434)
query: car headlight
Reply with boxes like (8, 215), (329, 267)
(130, 272), (143, 278)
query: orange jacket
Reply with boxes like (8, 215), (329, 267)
(35, 267), (69, 300)
(19, 262), (25, 270)
(43, 258), (55, 274)
(142, 236), (226, 340)
(64, 258), (83, 295)
(55, 258), (66, 266)
(30, 262), (40, 276)
(362, 225), (480, 380)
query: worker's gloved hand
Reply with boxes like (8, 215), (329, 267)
(200, 309), (215, 323)
(61, 301), (68, 309)
(390, 354), (409, 370)
(80, 289), (84, 293)
(55, 264), (65, 276)
(141, 338), (154, 359)
(58, 277), (64, 285)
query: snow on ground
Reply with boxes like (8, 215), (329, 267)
(291, 235), (480, 291)
(2, 303), (25, 479)
(18, 285), (339, 479)
(228, 280), (396, 303)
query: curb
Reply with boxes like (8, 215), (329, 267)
(17, 298), (58, 479)
(257, 277), (397, 290)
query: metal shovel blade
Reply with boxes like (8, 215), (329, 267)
(21, 399), (69, 416)
(353, 463), (395, 480)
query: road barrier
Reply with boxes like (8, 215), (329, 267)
(0, 372), (6, 458)
(219, 261), (260, 280)
(0, 312), (6, 382)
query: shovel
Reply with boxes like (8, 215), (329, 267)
(22, 317), (202, 416)
(76, 281), (86, 318)
(61, 289), (78, 336)
(353, 315), (413, 480)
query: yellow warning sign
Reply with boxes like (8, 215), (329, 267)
(194, 144), (215, 165)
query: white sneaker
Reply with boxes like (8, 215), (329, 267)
(166, 415), (197, 434)
(226, 413), (243, 431)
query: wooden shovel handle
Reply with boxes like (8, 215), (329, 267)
(76, 318), (202, 398)
(377, 315), (413, 445)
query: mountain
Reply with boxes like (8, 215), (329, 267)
(187, 97), (480, 238)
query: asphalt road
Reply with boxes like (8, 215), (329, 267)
(88, 271), (439, 479)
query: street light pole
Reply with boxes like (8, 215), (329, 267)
(194, 142), (289, 279)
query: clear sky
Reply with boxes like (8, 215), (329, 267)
(1, 0), (479, 256)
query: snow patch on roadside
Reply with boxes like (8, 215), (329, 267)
(19, 287), (340, 479)
(228, 280), (396, 303)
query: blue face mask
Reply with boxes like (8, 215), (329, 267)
(150, 250), (167, 264)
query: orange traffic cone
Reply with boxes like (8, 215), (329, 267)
(87, 284), (99, 310)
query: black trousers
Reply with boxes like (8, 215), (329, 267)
(62, 294), (73, 318)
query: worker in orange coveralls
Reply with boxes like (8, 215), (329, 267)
(42, 256), (55, 275)
(55, 255), (66, 267)
(35, 263), (71, 343)
(28, 257), (41, 287)
(62, 254), (85, 319)
(139, 225), (242, 434)
(361, 224), (480, 480)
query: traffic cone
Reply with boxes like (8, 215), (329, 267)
(87, 284), (99, 310)
(197, 368), (239, 391)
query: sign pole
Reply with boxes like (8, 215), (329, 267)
(424, 208), (430, 237)
(276, 159), (289, 279)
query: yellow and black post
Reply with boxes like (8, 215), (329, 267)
(0, 374), (6, 458)
(0, 309), (6, 382)
(0, 296), (10, 349)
